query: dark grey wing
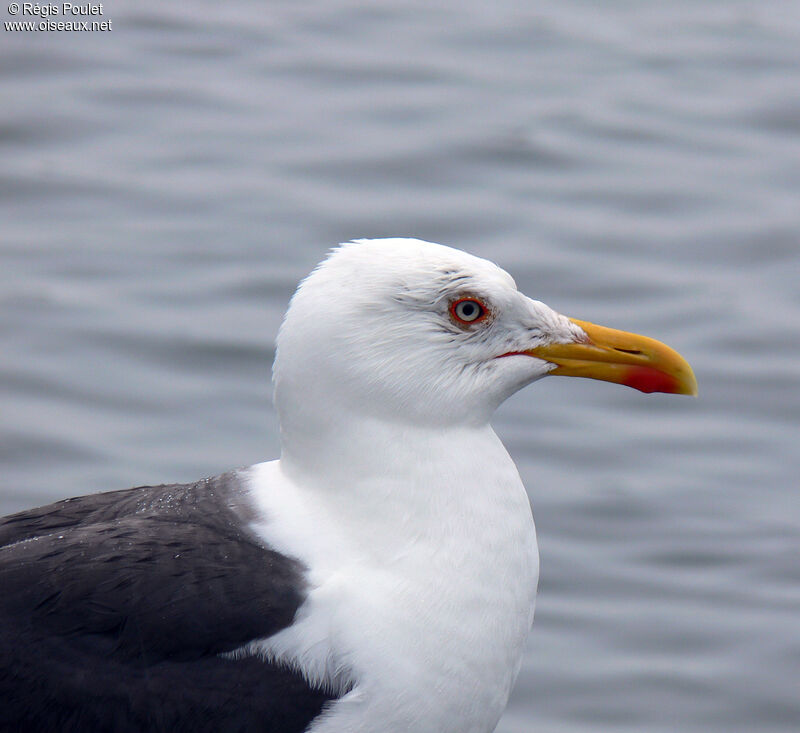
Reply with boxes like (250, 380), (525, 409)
(0, 473), (334, 733)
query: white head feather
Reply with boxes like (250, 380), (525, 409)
(274, 238), (582, 442)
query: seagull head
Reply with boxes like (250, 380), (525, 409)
(274, 238), (696, 434)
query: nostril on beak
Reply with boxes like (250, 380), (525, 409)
(613, 347), (643, 355)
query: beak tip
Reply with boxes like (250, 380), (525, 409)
(679, 368), (699, 398)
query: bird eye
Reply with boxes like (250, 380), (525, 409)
(450, 298), (487, 324)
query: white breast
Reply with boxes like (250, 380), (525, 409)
(243, 424), (539, 733)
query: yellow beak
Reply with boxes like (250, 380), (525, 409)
(527, 318), (698, 396)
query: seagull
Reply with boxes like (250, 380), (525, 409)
(0, 238), (696, 733)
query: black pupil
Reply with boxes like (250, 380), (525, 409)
(459, 301), (479, 319)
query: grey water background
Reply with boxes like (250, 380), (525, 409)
(2, 1), (799, 730)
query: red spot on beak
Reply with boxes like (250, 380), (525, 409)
(622, 366), (680, 394)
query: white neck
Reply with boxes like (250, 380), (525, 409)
(280, 417), (505, 541)
(244, 419), (539, 733)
